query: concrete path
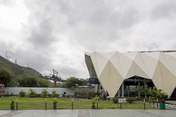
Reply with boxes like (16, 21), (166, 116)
(166, 101), (176, 105)
(0, 109), (176, 117)
(150, 102), (176, 110)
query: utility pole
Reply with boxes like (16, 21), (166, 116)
(5, 51), (7, 59)
(15, 59), (17, 64)
(45, 69), (62, 88)
(5, 51), (10, 59)
(51, 69), (59, 88)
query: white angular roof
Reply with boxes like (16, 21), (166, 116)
(85, 51), (176, 98)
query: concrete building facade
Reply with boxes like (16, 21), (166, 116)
(85, 51), (176, 98)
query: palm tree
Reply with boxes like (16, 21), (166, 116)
(135, 84), (150, 98)
(150, 87), (166, 99)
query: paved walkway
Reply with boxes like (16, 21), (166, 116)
(149, 101), (176, 110)
(166, 101), (176, 105)
(165, 101), (176, 109)
(0, 109), (176, 117)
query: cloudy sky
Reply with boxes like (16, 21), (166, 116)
(0, 0), (176, 79)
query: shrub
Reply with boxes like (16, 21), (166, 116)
(127, 97), (135, 104)
(150, 97), (156, 103)
(41, 89), (49, 98)
(11, 93), (14, 96)
(10, 99), (15, 106)
(137, 97), (143, 101)
(113, 97), (118, 103)
(91, 98), (96, 106)
(36, 94), (41, 97)
(19, 90), (26, 97)
(70, 95), (74, 98)
(99, 95), (104, 100)
(28, 88), (37, 97)
(151, 99), (156, 103)
(51, 90), (59, 98)
(5, 92), (10, 97)
(94, 92), (102, 96)
(66, 94), (70, 98)
(48, 94), (51, 97)
(98, 92), (102, 96)
(53, 98), (58, 105)
(62, 94), (65, 97)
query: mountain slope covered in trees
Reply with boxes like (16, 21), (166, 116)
(0, 55), (43, 78)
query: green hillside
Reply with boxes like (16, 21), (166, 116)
(0, 55), (43, 78)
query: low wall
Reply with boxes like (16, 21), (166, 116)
(4, 87), (75, 96)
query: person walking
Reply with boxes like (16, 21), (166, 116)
(103, 92), (106, 100)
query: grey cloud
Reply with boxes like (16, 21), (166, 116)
(28, 19), (54, 47)
(0, 0), (14, 6)
(108, 8), (139, 29)
(60, 66), (81, 78)
(89, 6), (111, 26)
(55, 1), (139, 51)
(118, 8), (138, 28)
(0, 42), (51, 72)
(1, 0), (176, 79)
(151, 1), (176, 20)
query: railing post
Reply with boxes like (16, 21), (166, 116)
(97, 97), (98, 110)
(16, 98), (18, 110)
(45, 98), (47, 110)
(157, 98), (159, 109)
(144, 99), (146, 110)
(120, 98), (122, 109)
(72, 98), (73, 110)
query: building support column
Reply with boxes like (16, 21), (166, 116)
(127, 86), (130, 97)
(138, 81), (140, 97)
(118, 88), (121, 97)
(144, 79), (146, 86)
(122, 82), (124, 97)
(144, 80), (147, 98)
(175, 88), (176, 99)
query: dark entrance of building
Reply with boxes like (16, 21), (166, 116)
(116, 76), (154, 97)
(170, 87), (176, 99)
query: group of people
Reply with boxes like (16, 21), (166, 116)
(103, 91), (109, 100)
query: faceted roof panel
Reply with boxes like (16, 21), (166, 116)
(85, 51), (176, 98)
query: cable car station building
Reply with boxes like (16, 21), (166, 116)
(85, 51), (176, 98)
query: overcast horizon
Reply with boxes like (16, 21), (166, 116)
(0, 0), (176, 79)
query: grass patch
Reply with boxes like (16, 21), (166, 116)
(0, 97), (155, 109)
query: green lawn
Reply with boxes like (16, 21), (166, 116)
(0, 97), (155, 110)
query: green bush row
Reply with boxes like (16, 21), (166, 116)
(113, 97), (137, 104)
(18, 89), (73, 98)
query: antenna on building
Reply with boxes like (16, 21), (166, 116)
(5, 51), (8, 59)
(5, 51), (10, 59)
(15, 59), (17, 64)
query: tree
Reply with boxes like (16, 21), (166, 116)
(51, 90), (59, 97)
(6, 80), (18, 87)
(135, 84), (150, 98)
(56, 83), (62, 88)
(0, 68), (12, 86)
(38, 78), (49, 87)
(28, 88), (37, 97)
(19, 90), (26, 97)
(18, 76), (38, 87)
(150, 87), (166, 99)
(62, 77), (86, 88)
(41, 89), (49, 98)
